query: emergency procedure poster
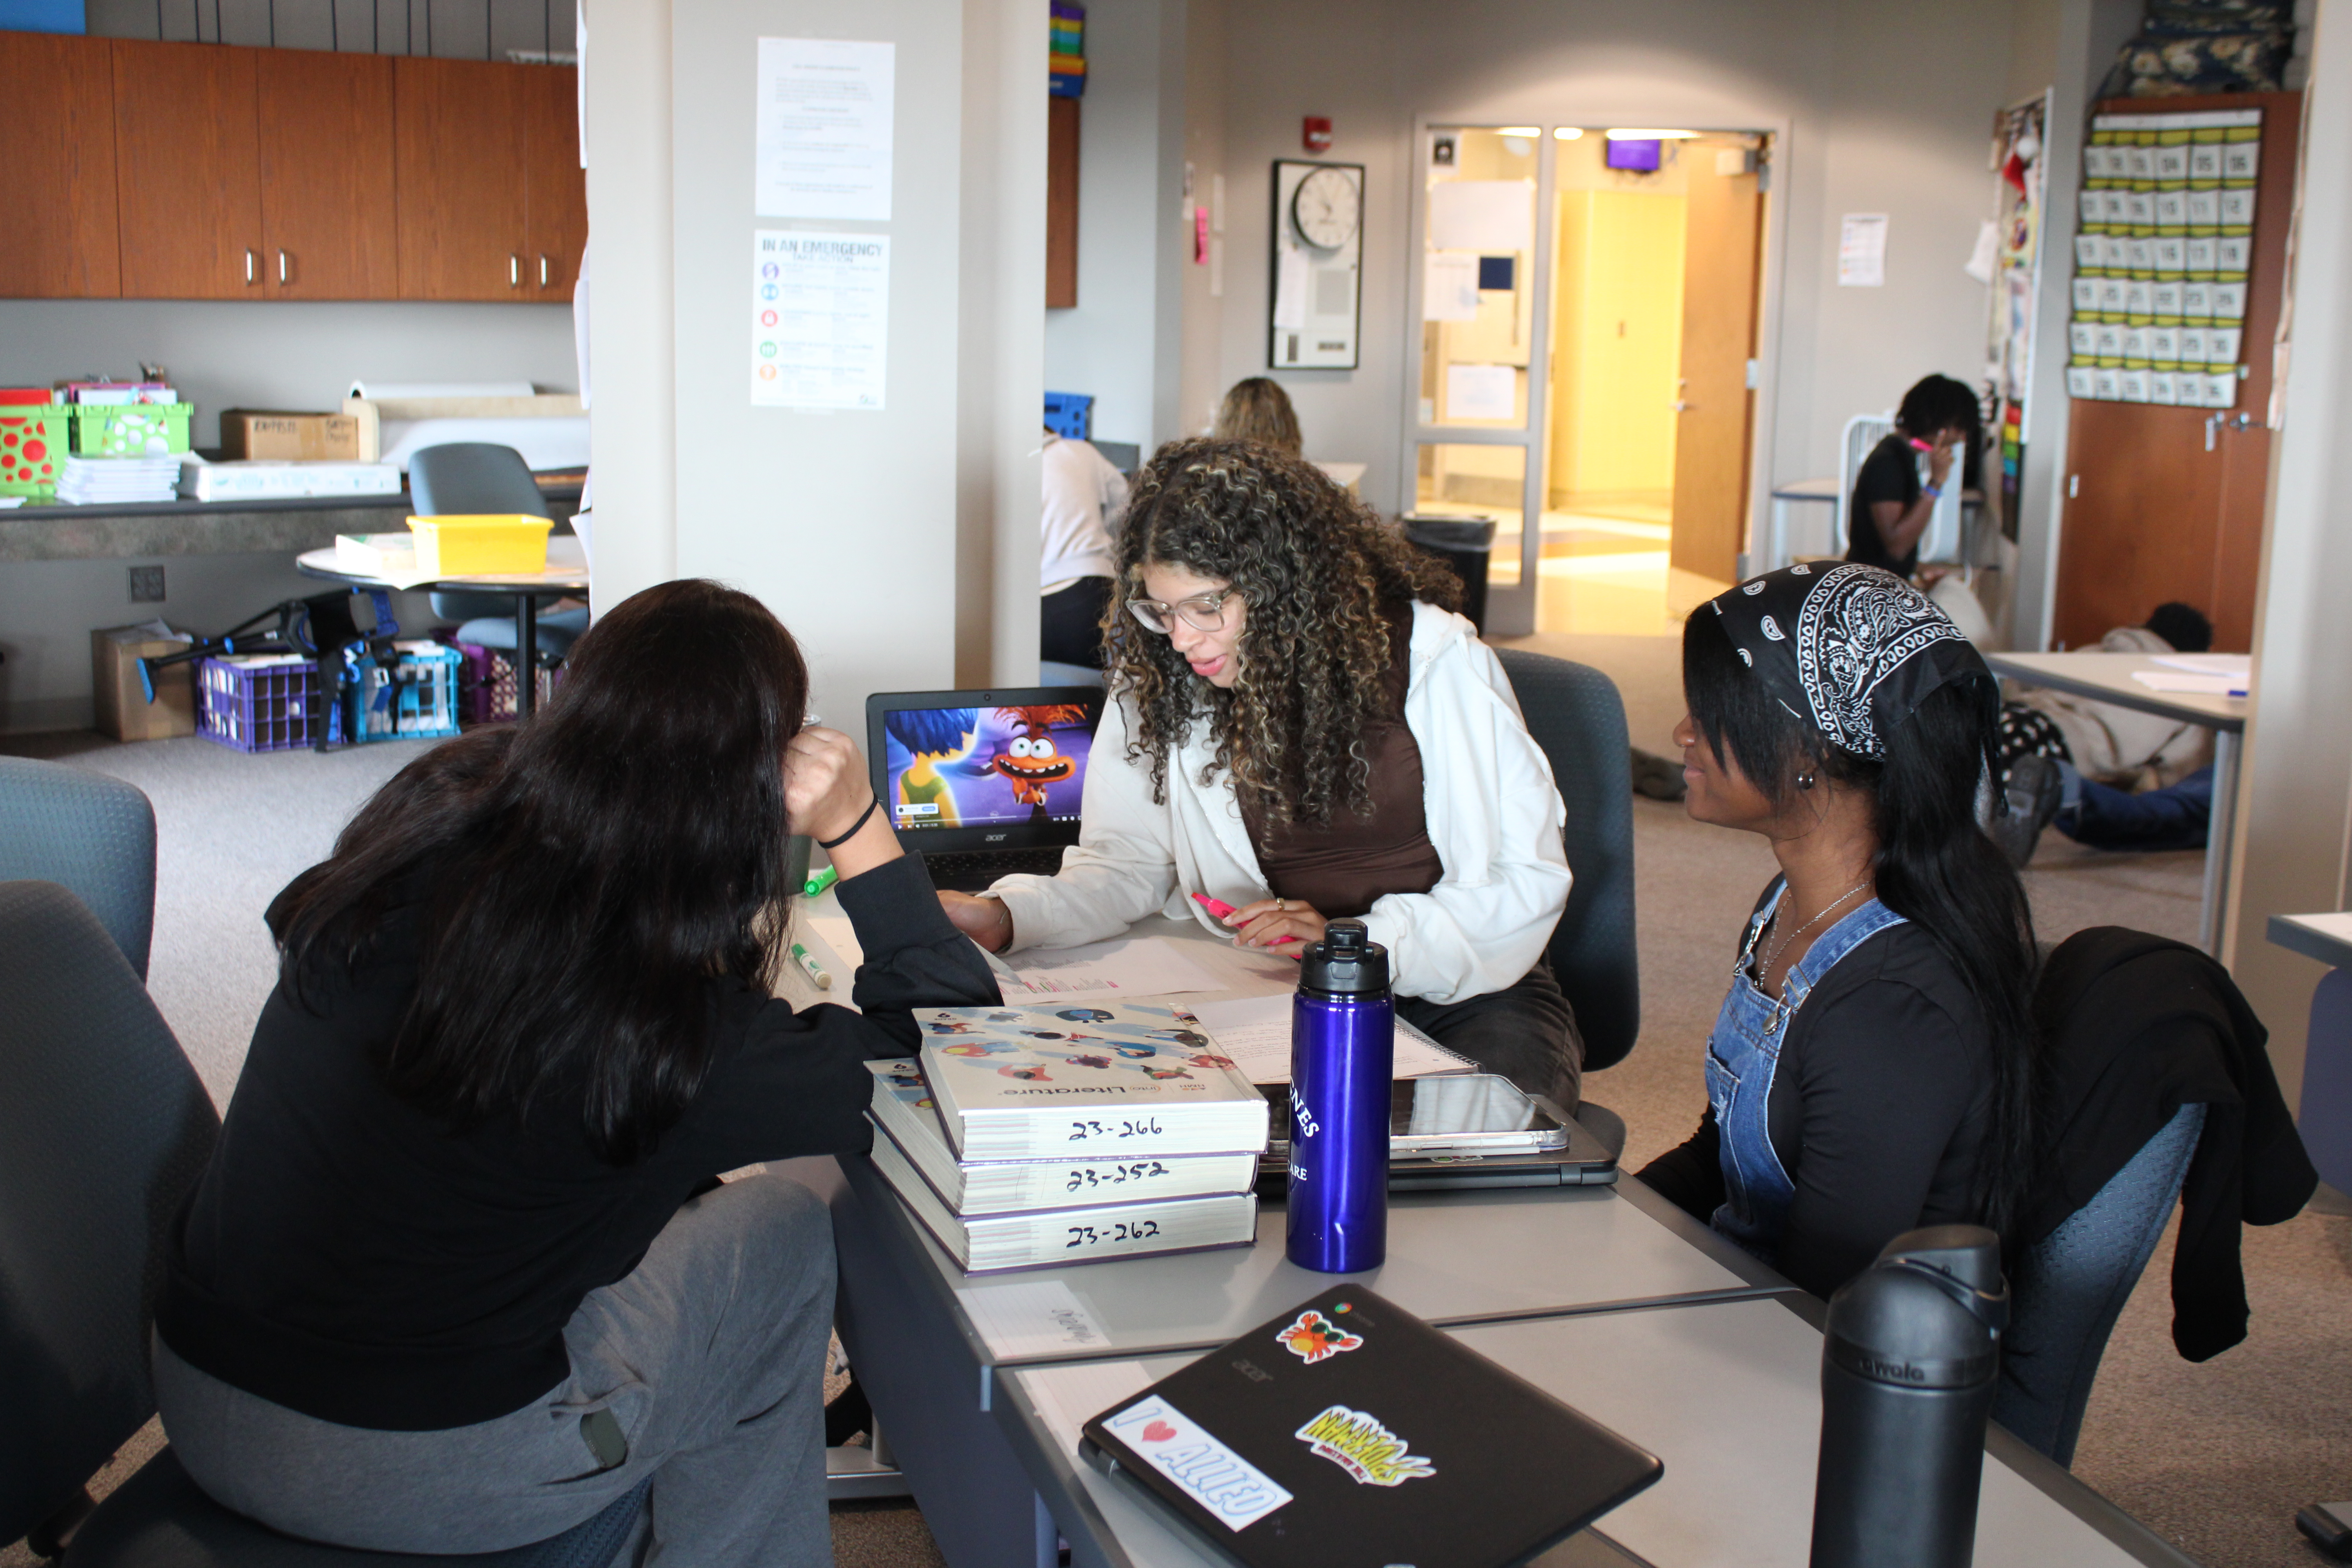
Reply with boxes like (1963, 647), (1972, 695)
(751, 231), (890, 410)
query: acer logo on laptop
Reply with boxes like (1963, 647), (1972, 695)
(985, 833), (1008, 842)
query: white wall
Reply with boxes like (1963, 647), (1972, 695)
(1174, 0), (1227, 441)
(0, 301), (577, 447)
(1199, 0), (2029, 587)
(586, 0), (1044, 723)
(1040, 0), (1188, 453)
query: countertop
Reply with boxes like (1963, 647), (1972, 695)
(1, 478), (582, 563)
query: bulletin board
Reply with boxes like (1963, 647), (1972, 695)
(2064, 107), (2261, 409)
(1268, 160), (1365, 370)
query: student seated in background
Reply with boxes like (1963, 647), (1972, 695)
(1847, 374), (1981, 581)
(938, 439), (1582, 1109)
(1041, 424), (1131, 669)
(1211, 376), (1303, 456)
(1639, 563), (2042, 1299)
(154, 581), (997, 1567)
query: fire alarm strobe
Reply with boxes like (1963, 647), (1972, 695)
(1303, 116), (1332, 154)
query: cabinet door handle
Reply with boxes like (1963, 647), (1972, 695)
(539, 254), (549, 287)
(245, 249), (256, 285)
(510, 254), (521, 288)
(278, 250), (288, 285)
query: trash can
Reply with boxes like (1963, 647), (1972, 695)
(1401, 514), (1498, 633)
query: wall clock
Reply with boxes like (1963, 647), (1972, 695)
(1269, 160), (1364, 370)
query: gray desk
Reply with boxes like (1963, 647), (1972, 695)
(995, 1296), (2195, 1568)
(1765, 477), (1841, 571)
(1982, 650), (2248, 954)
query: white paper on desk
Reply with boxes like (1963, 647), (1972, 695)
(989, 936), (1223, 1000)
(1272, 249), (1310, 331)
(955, 1278), (1111, 1361)
(2131, 670), (2248, 696)
(2150, 653), (2251, 676)
(1189, 992), (1473, 1084)
(1023, 1359), (1159, 1460)
(755, 38), (894, 221)
(803, 914), (864, 976)
(1445, 363), (1517, 421)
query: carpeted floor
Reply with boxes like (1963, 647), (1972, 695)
(7, 633), (2346, 1566)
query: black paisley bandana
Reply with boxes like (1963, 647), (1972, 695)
(1707, 562), (1989, 759)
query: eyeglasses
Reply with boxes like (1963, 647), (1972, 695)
(1127, 589), (1238, 635)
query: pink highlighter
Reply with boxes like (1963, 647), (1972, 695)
(1192, 892), (1300, 946)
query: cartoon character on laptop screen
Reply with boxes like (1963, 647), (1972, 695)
(881, 704), (1094, 829)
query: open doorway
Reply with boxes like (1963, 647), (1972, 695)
(1407, 123), (1768, 637)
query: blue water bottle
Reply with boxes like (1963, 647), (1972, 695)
(1286, 919), (1394, 1273)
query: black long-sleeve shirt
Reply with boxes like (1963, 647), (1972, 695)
(1638, 894), (1993, 1299)
(158, 853), (996, 1431)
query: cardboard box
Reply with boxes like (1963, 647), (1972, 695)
(93, 622), (197, 742)
(219, 409), (362, 462)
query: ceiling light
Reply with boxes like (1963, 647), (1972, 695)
(1605, 128), (1699, 140)
(1554, 127), (1584, 140)
(1497, 127), (1541, 138)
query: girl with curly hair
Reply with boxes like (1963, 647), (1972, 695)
(940, 439), (1582, 1107)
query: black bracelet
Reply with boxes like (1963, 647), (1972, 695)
(817, 797), (882, 850)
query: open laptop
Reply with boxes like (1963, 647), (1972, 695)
(865, 686), (1105, 892)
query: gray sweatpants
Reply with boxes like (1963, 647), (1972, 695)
(155, 1172), (836, 1566)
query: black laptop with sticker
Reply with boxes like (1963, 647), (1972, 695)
(865, 686), (1105, 891)
(1078, 1286), (1661, 1568)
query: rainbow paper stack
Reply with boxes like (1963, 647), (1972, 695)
(1050, 2), (1085, 96)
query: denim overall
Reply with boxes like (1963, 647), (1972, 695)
(1706, 879), (1908, 1263)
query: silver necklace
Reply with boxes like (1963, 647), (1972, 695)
(1756, 874), (1874, 989)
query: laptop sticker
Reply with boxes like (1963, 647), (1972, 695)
(1103, 1396), (1294, 1530)
(1276, 1308), (1364, 1365)
(1294, 1405), (1439, 1487)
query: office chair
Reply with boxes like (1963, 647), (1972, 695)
(0, 880), (649, 1568)
(1493, 650), (1639, 1156)
(407, 443), (588, 664)
(0, 757), (156, 978)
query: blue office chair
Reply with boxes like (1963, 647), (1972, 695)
(0, 880), (648, 1568)
(0, 756), (156, 979)
(407, 443), (588, 664)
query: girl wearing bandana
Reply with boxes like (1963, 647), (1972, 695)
(1639, 563), (2041, 1298)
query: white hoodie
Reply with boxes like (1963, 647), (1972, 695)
(990, 601), (1572, 1005)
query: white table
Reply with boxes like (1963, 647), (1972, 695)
(1765, 477), (1841, 571)
(995, 1297), (2194, 1568)
(1982, 650), (2248, 954)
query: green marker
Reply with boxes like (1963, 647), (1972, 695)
(790, 941), (832, 990)
(803, 864), (839, 898)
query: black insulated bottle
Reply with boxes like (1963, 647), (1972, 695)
(1809, 1225), (2009, 1568)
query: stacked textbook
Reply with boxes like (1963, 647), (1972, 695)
(865, 1002), (1269, 1272)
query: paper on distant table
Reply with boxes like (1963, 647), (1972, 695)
(1838, 213), (1888, 287)
(755, 37), (894, 221)
(1272, 249), (1311, 330)
(1022, 1359), (1159, 1459)
(2131, 670), (2248, 696)
(988, 936), (1223, 1000)
(2151, 653), (2251, 675)
(1423, 252), (1480, 321)
(1189, 991), (1474, 1084)
(1428, 179), (1532, 252)
(955, 1278), (1111, 1361)
(1445, 363), (1517, 421)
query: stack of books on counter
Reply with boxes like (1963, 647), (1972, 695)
(57, 454), (180, 504)
(865, 1002), (1269, 1273)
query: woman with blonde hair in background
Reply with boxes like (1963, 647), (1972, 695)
(1211, 377), (1303, 456)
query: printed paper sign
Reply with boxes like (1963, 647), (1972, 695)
(755, 38), (894, 220)
(1104, 1396), (1293, 1530)
(1294, 1404), (1437, 1487)
(751, 231), (889, 410)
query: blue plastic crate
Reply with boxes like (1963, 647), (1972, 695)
(345, 641), (463, 742)
(1043, 391), (1094, 439)
(197, 654), (343, 753)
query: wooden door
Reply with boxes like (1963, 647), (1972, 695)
(0, 33), (120, 298)
(522, 66), (586, 298)
(2053, 91), (2299, 652)
(257, 51), (396, 300)
(395, 57), (527, 301)
(112, 39), (263, 299)
(1669, 137), (1764, 583)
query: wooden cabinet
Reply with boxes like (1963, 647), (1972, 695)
(111, 38), (264, 298)
(1047, 96), (1078, 308)
(0, 32), (120, 298)
(258, 50), (397, 299)
(522, 65), (585, 297)
(395, 57), (528, 301)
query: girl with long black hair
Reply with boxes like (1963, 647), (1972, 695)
(1639, 563), (2040, 1299)
(154, 579), (997, 1565)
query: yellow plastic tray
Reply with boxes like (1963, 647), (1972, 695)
(406, 514), (554, 577)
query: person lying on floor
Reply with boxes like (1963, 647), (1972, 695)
(1638, 563), (2043, 1299)
(154, 579), (998, 1567)
(938, 437), (1582, 1111)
